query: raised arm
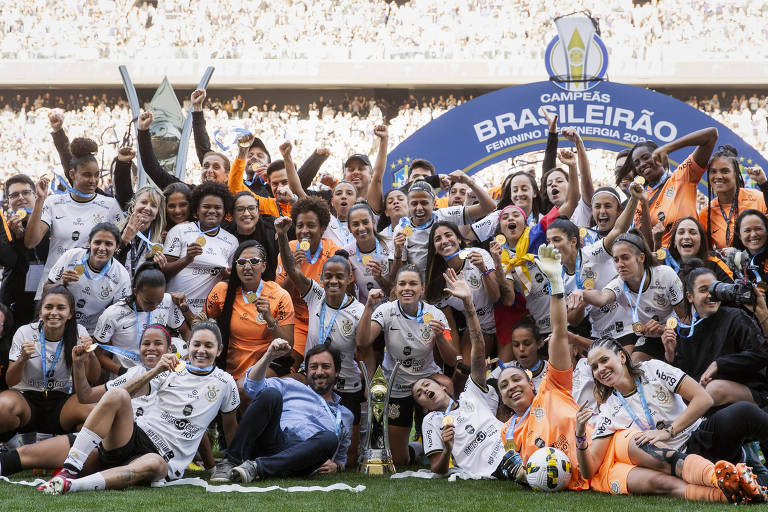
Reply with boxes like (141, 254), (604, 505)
(653, 127), (718, 172)
(562, 127), (594, 205)
(453, 171), (495, 222)
(72, 345), (106, 404)
(23, 176), (51, 249)
(275, 216), (311, 296)
(297, 149), (331, 190)
(113, 147), (136, 210)
(443, 269), (485, 388)
(367, 125), (389, 215)
(137, 111), (180, 189)
(247, 338), (292, 383)
(280, 141), (307, 199)
(49, 111), (73, 176)
(556, 148), (580, 218)
(535, 245), (570, 371)
(541, 109), (558, 174)
(190, 89), (212, 163)
(604, 181), (643, 252)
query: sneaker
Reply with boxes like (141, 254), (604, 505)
(210, 459), (235, 483)
(230, 460), (260, 484)
(36, 469), (77, 492)
(37, 475), (71, 495)
(736, 463), (768, 504)
(713, 460), (742, 504)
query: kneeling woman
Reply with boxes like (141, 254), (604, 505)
(0, 286), (98, 441)
(577, 337), (768, 503)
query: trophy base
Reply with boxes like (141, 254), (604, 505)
(358, 460), (396, 475)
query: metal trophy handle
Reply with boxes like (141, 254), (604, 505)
(357, 361), (400, 475)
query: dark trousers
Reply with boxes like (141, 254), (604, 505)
(225, 388), (338, 477)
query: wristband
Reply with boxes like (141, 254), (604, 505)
(482, 268), (495, 276)
(575, 434), (588, 450)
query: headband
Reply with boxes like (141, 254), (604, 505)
(408, 181), (435, 197)
(591, 188), (622, 205)
(143, 323), (171, 342)
(501, 204), (527, 219)
(615, 233), (646, 253)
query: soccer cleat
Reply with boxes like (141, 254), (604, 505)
(36, 468), (77, 492)
(736, 463), (768, 504)
(37, 475), (71, 495)
(210, 459), (235, 483)
(713, 460), (743, 504)
(230, 460), (260, 484)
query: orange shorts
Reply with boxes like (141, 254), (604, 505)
(293, 320), (308, 356)
(590, 429), (642, 495)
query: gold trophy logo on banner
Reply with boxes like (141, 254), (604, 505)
(358, 362), (400, 475)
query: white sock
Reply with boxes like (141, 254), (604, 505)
(68, 472), (106, 493)
(62, 427), (102, 473)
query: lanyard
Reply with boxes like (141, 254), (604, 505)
(335, 216), (353, 247)
(98, 343), (142, 362)
(39, 327), (64, 389)
(506, 404), (531, 441)
(50, 173), (95, 199)
(614, 379), (655, 430)
(402, 214), (436, 232)
(321, 398), (343, 436)
(187, 363), (215, 374)
(276, 201), (284, 218)
(307, 241), (323, 264)
(676, 310), (703, 338)
(241, 280), (265, 304)
(356, 239), (381, 263)
(665, 255), (681, 273)
(197, 221), (220, 237)
(562, 250), (584, 289)
(750, 252), (764, 284)
(319, 294), (347, 344)
(623, 269), (647, 324)
(132, 303), (153, 349)
(135, 229), (161, 254)
(443, 250), (461, 261)
(80, 253), (112, 281)
(443, 398), (455, 415)
(718, 198), (737, 246)
(400, 301), (425, 323)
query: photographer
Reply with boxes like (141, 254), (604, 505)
(661, 260), (768, 408)
(730, 209), (768, 295)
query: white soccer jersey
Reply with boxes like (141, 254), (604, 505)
(303, 280), (365, 393)
(48, 248), (131, 334)
(592, 359), (700, 451)
(422, 378), (506, 477)
(93, 295), (184, 369)
(163, 222), (238, 314)
(392, 206), (469, 270)
(606, 265), (683, 326)
(323, 215), (355, 250)
(435, 249), (496, 334)
(36, 193), (123, 298)
(8, 321), (89, 393)
(571, 357), (598, 414)
(470, 211), (500, 243)
(569, 199), (592, 227)
(135, 367), (239, 479)
(372, 300), (447, 398)
(506, 259), (551, 334)
(105, 365), (166, 417)
(343, 239), (393, 304)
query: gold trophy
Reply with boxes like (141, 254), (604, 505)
(358, 362), (400, 475)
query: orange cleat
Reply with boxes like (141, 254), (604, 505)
(713, 460), (743, 504)
(736, 463), (768, 504)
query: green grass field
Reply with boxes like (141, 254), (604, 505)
(0, 469), (741, 512)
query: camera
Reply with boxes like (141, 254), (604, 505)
(709, 280), (756, 307)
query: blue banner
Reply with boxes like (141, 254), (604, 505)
(384, 81), (768, 193)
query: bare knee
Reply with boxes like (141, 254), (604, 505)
(647, 472), (683, 495)
(102, 388), (131, 407)
(130, 454), (168, 482)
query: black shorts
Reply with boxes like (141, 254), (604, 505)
(387, 395), (424, 429)
(337, 388), (365, 426)
(0, 390), (69, 442)
(632, 336), (665, 360)
(98, 422), (159, 469)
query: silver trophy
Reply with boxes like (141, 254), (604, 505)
(358, 362), (400, 475)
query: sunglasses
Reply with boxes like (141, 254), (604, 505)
(236, 257), (262, 266)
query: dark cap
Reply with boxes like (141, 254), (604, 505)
(344, 153), (372, 169)
(249, 137), (271, 163)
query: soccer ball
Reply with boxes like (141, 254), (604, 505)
(525, 447), (572, 492)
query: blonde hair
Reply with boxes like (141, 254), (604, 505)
(119, 186), (167, 244)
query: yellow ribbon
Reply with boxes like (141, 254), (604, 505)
(499, 227), (535, 291)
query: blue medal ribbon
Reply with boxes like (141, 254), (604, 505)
(39, 327), (64, 391)
(356, 239), (381, 264)
(213, 128), (251, 151)
(321, 398), (343, 436)
(506, 404), (531, 442)
(443, 251), (461, 261)
(676, 310), (703, 338)
(623, 269), (647, 326)
(401, 213), (437, 232)
(335, 216), (354, 247)
(319, 294), (347, 344)
(50, 173), (95, 199)
(664, 255), (681, 273)
(241, 280), (265, 304)
(614, 378), (656, 430)
(135, 229), (161, 254)
(400, 301), (425, 324)
(98, 343), (142, 363)
(80, 253), (112, 281)
(562, 250), (584, 289)
(197, 221), (220, 238)
(187, 363), (215, 374)
(307, 241), (323, 264)
(132, 303), (153, 349)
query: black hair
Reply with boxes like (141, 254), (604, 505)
(126, 261), (166, 306)
(190, 321), (223, 349)
(614, 228), (657, 273)
(540, 167), (569, 214)
(190, 180), (234, 218)
(4, 173), (35, 198)
(323, 249), (352, 275)
(291, 196), (331, 230)
(706, 145), (744, 247)
(38, 285), (78, 370)
(376, 188), (407, 232)
(202, 151), (231, 173)
(407, 180), (435, 198)
(69, 137), (98, 176)
(304, 343), (342, 374)
(614, 149), (633, 186)
(546, 216), (582, 250)
(424, 221), (465, 303)
(348, 202), (387, 246)
(498, 171), (542, 220)
(395, 264), (424, 286)
(217, 240), (267, 368)
(88, 222), (120, 245)
(510, 315), (542, 344)
(617, 140), (662, 185)
(668, 216), (709, 263)
(266, 159), (285, 177)
(587, 337), (643, 404)
(678, 258), (716, 317)
(410, 159), (436, 175)
(163, 182), (192, 228)
(233, 190), (260, 208)
(141, 323), (172, 347)
(733, 209), (768, 253)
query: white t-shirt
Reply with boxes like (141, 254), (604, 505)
(422, 378), (506, 477)
(163, 222), (238, 314)
(37, 193), (123, 298)
(606, 265), (683, 326)
(506, 258), (551, 334)
(9, 321), (89, 393)
(580, 240), (634, 339)
(93, 295), (184, 369)
(372, 300), (447, 398)
(392, 206), (469, 270)
(323, 215), (355, 250)
(105, 365), (166, 417)
(434, 249), (496, 334)
(343, 239), (393, 304)
(303, 280), (364, 393)
(48, 248), (132, 334)
(135, 367), (239, 479)
(592, 359), (700, 451)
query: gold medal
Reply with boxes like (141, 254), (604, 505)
(442, 415), (454, 427)
(73, 264), (85, 275)
(504, 439), (517, 452)
(402, 225), (413, 237)
(633, 175), (646, 185)
(579, 227), (587, 239)
(459, 249), (469, 260)
(173, 360), (186, 373)
(362, 255), (372, 265)
(666, 317), (678, 329)
(246, 291), (258, 303)
(422, 313), (434, 325)
(16, 209), (26, 219)
(632, 322), (644, 334)
(238, 139), (252, 148)
(150, 244), (161, 255)
(299, 239), (310, 251)
(655, 248), (667, 260)
(583, 277), (595, 290)
(195, 236), (206, 246)
(251, 163), (260, 172)
(494, 234), (506, 246)
(85, 343), (99, 353)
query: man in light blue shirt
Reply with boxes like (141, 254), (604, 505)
(211, 339), (353, 483)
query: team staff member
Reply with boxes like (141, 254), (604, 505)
(115, 181), (166, 276)
(623, 127), (718, 247)
(224, 192), (279, 281)
(24, 138), (124, 299)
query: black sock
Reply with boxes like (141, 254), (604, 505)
(0, 450), (22, 476)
